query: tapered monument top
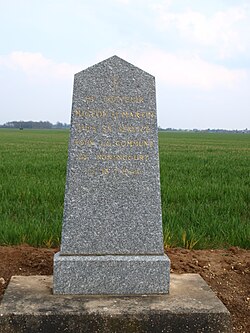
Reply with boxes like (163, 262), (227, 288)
(76, 55), (154, 78)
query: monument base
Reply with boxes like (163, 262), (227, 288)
(0, 274), (231, 333)
(53, 252), (170, 294)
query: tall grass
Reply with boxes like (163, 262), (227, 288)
(0, 129), (249, 249)
(0, 129), (68, 247)
(159, 131), (250, 249)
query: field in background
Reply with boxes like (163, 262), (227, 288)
(0, 129), (249, 249)
(0, 129), (68, 247)
(159, 131), (250, 249)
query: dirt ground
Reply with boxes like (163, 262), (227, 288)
(0, 246), (249, 332)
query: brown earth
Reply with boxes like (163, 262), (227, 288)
(0, 245), (249, 332)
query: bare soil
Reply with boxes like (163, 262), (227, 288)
(0, 245), (249, 332)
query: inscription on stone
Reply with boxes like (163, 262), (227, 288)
(53, 55), (170, 295)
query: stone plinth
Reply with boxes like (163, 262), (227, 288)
(54, 254), (170, 295)
(0, 274), (231, 333)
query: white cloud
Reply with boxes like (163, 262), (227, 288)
(114, 0), (172, 7)
(1, 48), (247, 92)
(113, 0), (131, 4)
(152, 4), (249, 59)
(149, 0), (172, 11)
(0, 52), (81, 81)
(143, 50), (246, 89)
(100, 46), (247, 90)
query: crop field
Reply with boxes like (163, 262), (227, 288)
(159, 131), (250, 249)
(0, 129), (249, 249)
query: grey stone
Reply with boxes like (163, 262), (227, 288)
(53, 253), (170, 295)
(0, 274), (231, 333)
(53, 55), (170, 294)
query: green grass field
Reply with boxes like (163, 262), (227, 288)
(0, 129), (68, 247)
(0, 129), (249, 249)
(159, 131), (250, 249)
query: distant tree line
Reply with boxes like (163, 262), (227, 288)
(0, 121), (248, 133)
(0, 121), (70, 129)
(158, 127), (250, 134)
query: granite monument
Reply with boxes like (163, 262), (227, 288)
(53, 55), (170, 294)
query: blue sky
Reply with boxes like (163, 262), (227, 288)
(0, 0), (249, 129)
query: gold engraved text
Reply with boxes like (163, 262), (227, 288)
(96, 154), (149, 161)
(102, 125), (113, 133)
(75, 110), (108, 118)
(89, 167), (143, 176)
(75, 109), (155, 119)
(83, 96), (96, 103)
(101, 140), (153, 148)
(120, 111), (155, 119)
(111, 76), (119, 90)
(104, 96), (144, 103)
(76, 124), (97, 132)
(74, 139), (94, 146)
(78, 154), (89, 160)
(118, 125), (151, 133)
